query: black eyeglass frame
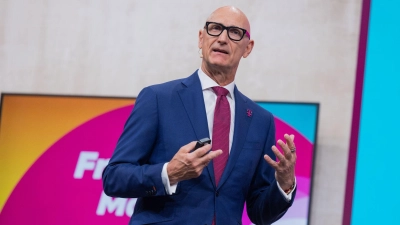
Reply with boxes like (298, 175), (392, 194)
(204, 21), (250, 41)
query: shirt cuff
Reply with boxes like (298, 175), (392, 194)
(161, 163), (178, 195)
(276, 177), (297, 201)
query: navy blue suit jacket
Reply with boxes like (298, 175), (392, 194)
(102, 71), (295, 225)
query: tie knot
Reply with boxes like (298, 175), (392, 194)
(212, 86), (229, 97)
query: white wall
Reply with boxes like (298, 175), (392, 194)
(0, 0), (362, 224)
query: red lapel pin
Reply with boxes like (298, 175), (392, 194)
(247, 109), (252, 117)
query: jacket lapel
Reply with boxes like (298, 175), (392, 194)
(177, 71), (209, 140)
(217, 87), (253, 189)
(177, 71), (216, 186)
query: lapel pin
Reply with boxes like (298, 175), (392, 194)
(247, 109), (252, 117)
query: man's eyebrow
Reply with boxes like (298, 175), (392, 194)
(210, 21), (243, 28)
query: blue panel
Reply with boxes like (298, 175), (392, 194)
(352, 1), (400, 224)
(257, 102), (318, 143)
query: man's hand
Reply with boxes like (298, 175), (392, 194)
(167, 141), (223, 185)
(264, 134), (296, 191)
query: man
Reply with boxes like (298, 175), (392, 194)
(102, 6), (297, 225)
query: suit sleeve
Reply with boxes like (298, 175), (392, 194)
(246, 113), (296, 224)
(102, 87), (167, 198)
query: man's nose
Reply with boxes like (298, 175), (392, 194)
(217, 29), (229, 43)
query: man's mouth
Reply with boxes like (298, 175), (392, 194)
(212, 48), (229, 54)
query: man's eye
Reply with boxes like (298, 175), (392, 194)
(210, 25), (222, 31)
(230, 28), (241, 35)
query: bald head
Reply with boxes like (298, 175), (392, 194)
(206, 6), (251, 34)
(198, 6), (254, 84)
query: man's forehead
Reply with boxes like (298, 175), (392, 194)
(206, 6), (250, 29)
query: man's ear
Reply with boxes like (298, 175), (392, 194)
(243, 40), (254, 58)
(198, 29), (203, 49)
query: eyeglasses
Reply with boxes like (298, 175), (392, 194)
(204, 22), (250, 41)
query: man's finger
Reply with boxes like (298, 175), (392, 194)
(206, 149), (223, 160)
(276, 139), (292, 159)
(199, 149), (222, 166)
(272, 145), (286, 162)
(181, 141), (198, 153)
(264, 154), (278, 169)
(284, 134), (295, 150)
(192, 144), (212, 158)
(199, 149), (222, 167)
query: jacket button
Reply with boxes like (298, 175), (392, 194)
(215, 191), (219, 197)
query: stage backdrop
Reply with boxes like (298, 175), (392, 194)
(0, 94), (318, 225)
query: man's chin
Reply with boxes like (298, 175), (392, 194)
(207, 59), (229, 68)
(208, 63), (229, 70)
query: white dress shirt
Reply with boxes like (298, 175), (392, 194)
(161, 68), (294, 200)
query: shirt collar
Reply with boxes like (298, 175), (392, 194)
(197, 68), (235, 100)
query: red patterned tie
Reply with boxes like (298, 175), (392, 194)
(211, 87), (230, 225)
(212, 86), (230, 186)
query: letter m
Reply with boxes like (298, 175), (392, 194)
(96, 191), (127, 216)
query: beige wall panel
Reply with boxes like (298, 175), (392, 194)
(0, 0), (362, 224)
